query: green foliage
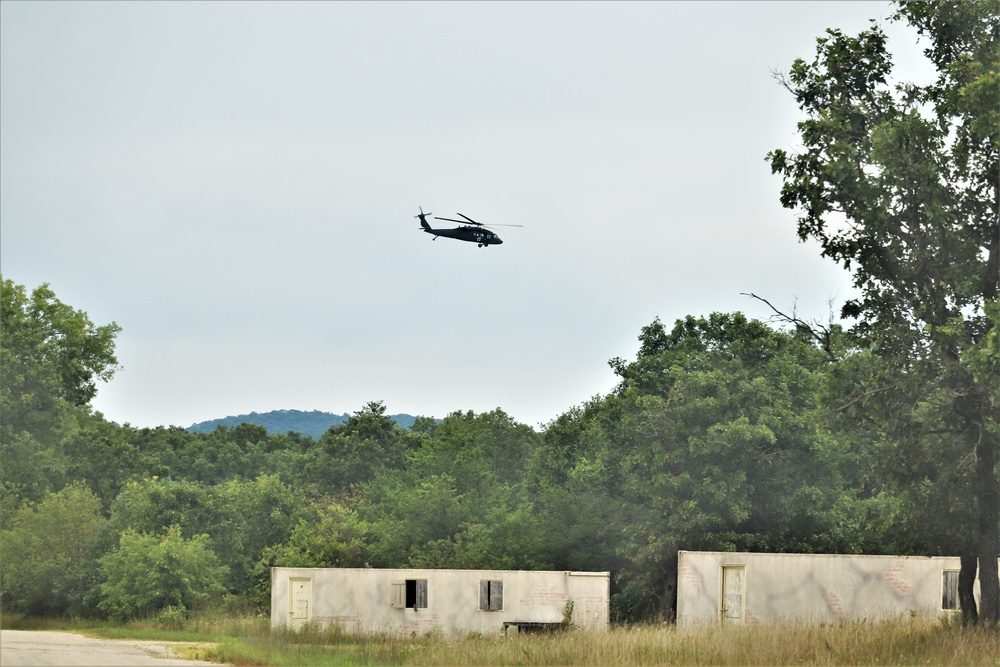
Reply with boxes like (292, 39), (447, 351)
(768, 0), (1000, 623)
(593, 313), (858, 618)
(561, 598), (576, 630)
(108, 475), (304, 598)
(109, 478), (219, 539)
(262, 500), (375, 569)
(97, 524), (228, 621)
(0, 278), (120, 411)
(211, 475), (307, 593)
(1, 277), (120, 505)
(355, 409), (547, 571)
(311, 401), (418, 492)
(66, 413), (143, 511)
(0, 484), (108, 615)
(0, 274), (875, 623)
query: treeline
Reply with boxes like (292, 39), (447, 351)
(0, 276), (979, 621)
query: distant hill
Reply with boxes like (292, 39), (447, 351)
(186, 409), (428, 439)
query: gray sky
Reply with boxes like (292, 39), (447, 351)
(1, 1), (933, 430)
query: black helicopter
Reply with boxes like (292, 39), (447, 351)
(415, 207), (521, 247)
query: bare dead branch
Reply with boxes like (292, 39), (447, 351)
(742, 292), (838, 360)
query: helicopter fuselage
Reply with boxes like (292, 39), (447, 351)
(423, 225), (503, 246)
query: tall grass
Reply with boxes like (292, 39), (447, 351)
(393, 622), (1000, 666)
(4, 613), (998, 666)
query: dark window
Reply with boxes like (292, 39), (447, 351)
(942, 570), (959, 610)
(391, 579), (428, 609)
(480, 580), (503, 611)
(406, 579), (428, 609)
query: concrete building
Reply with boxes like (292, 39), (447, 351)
(676, 550), (994, 626)
(271, 567), (610, 638)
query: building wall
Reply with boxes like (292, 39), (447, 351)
(271, 567), (609, 638)
(676, 551), (993, 626)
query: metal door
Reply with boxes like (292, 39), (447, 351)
(721, 565), (745, 624)
(289, 578), (312, 628)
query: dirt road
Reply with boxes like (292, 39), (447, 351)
(0, 630), (228, 667)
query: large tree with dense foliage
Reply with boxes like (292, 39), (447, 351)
(604, 313), (860, 620)
(767, 0), (999, 624)
(357, 409), (546, 571)
(303, 401), (420, 495)
(1, 278), (121, 506)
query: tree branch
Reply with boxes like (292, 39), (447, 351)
(741, 292), (838, 360)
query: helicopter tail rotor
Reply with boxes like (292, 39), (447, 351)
(415, 206), (432, 231)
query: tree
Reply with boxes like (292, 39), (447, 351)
(0, 279), (121, 410)
(306, 401), (418, 493)
(65, 416), (142, 512)
(1, 278), (121, 504)
(427, 409), (539, 488)
(210, 475), (306, 595)
(528, 404), (637, 616)
(356, 409), (545, 570)
(0, 484), (108, 616)
(768, 0), (999, 624)
(108, 478), (219, 540)
(605, 314), (859, 620)
(97, 524), (228, 621)
(261, 500), (376, 570)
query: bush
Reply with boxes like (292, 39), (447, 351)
(97, 524), (227, 621)
(0, 484), (107, 615)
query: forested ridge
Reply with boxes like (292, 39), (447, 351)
(187, 410), (429, 439)
(2, 0), (997, 626)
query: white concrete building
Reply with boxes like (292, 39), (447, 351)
(271, 567), (610, 638)
(676, 550), (994, 626)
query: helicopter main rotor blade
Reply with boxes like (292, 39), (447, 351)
(434, 213), (524, 229)
(434, 216), (480, 226)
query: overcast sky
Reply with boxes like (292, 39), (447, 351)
(1, 1), (934, 430)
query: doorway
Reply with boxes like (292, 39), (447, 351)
(721, 565), (745, 625)
(289, 577), (313, 628)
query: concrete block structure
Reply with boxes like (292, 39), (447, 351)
(676, 550), (994, 625)
(271, 567), (610, 638)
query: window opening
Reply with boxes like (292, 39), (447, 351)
(391, 579), (428, 609)
(942, 570), (959, 610)
(480, 580), (504, 611)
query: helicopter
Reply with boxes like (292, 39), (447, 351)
(415, 207), (522, 247)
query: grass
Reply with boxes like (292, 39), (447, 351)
(4, 613), (999, 666)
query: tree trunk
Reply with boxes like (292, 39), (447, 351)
(976, 435), (1000, 626)
(660, 551), (678, 623)
(975, 184), (999, 626)
(959, 552), (979, 627)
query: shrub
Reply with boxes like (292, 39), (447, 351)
(97, 524), (227, 621)
(0, 484), (107, 615)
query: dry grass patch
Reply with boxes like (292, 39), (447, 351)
(7, 613), (999, 666)
(394, 621), (1000, 666)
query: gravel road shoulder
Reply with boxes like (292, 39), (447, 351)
(0, 630), (228, 667)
